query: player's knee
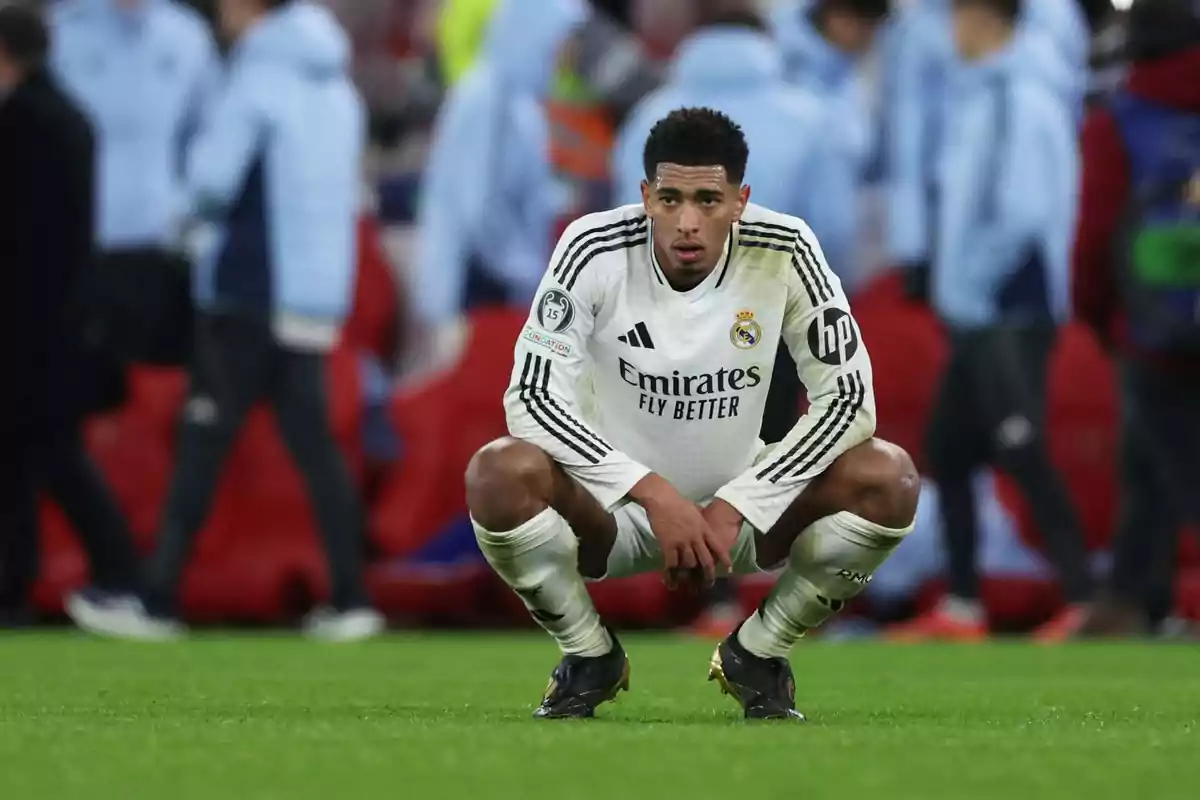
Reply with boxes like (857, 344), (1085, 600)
(834, 439), (920, 530)
(465, 437), (555, 531)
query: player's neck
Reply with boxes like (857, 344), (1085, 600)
(653, 243), (714, 292)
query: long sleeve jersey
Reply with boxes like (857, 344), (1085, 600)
(503, 202), (876, 534)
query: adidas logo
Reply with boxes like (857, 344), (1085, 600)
(617, 321), (655, 349)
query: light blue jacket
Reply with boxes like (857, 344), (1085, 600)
(931, 34), (1080, 329)
(771, 0), (875, 181)
(879, 0), (953, 266)
(880, 0), (1087, 267)
(611, 27), (858, 285)
(50, 0), (217, 250)
(1022, 0), (1091, 82)
(414, 0), (588, 328)
(187, 0), (364, 345)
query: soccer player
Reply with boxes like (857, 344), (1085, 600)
(465, 108), (920, 720)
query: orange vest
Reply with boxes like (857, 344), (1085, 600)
(544, 99), (616, 241)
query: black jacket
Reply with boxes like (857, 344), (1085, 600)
(0, 69), (96, 441)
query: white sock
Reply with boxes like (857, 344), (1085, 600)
(739, 511), (913, 659)
(473, 507), (613, 658)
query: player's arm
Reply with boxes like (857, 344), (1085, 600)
(503, 217), (654, 513)
(714, 224), (876, 533)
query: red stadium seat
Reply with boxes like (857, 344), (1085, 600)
(366, 561), (494, 624)
(343, 213), (400, 363)
(852, 294), (947, 471)
(1175, 567), (1200, 621)
(370, 308), (526, 558)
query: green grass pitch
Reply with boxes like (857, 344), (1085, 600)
(1, 632), (1197, 799)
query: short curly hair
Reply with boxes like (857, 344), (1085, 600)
(641, 107), (750, 185)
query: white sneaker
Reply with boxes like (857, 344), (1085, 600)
(302, 607), (386, 642)
(66, 590), (187, 641)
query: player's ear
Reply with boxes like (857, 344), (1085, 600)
(640, 179), (652, 211)
(734, 184), (751, 221)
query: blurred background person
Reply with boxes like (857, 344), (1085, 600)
(1025, 0), (1092, 84)
(772, 0), (891, 203)
(49, 0), (217, 367)
(888, 0), (1093, 642)
(612, 0), (858, 278)
(565, 0), (661, 128)
(882, 0), (1091, 302)
(0, 3), (143, 627)
(541, 1), (661, 241)
(878, 0), (953, 298)
(410, 0), (588, 358)
(1073, 0), (1200, 637)
(436, 0), (497, 87)
(74, 0), (382, 642)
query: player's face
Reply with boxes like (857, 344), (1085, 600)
(641, 163), (750, 288)
(825, 11), (882, 56)
(951, 6), (991, 62)
(218, 0), (260, 39)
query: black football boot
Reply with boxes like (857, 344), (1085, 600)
(533, 631), (630, 719)
(707, 624), (806, 721)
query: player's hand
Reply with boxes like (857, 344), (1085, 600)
(701, 499), (744, 557)
(629, 475), (731, 587)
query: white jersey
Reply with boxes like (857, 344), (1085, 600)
(504, 202), (876, 534)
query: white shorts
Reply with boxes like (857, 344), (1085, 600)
(599, 440), (789, 580)
(601, 502), (764, 580)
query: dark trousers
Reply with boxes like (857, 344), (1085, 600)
(0, 428), (142, 615)
(144, 313), (370, 618)
(925, 325), (1092, 602)
(1106, 360), (1200, 619)
(88, 248), (193, 367)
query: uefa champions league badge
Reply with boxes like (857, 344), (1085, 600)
(729, 310), (762, 350)
(536, 289), (575, 333)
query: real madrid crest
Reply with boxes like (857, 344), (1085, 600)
(729, 310), (762, 350)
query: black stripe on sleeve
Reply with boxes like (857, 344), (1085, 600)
(754, 375), (848, 482)
(563, 232), (647, 291)
(737, 225), (796, 245)
(739, 220), (799, 236)
(739, 240), (792, 254)
(741, 221), (833, 304)
(796, 236), (833, 302)
(767, 372), (865, 484)
(552, 216), (646, 281)
(535, 356), (612, 457)
(790, 254), (819, 307)
(518, 353), (599, 464)
(557, 223), (647, 287)
(785, 372), (867, 480)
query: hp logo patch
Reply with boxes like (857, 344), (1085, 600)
(807, 308), (859, 366)
(536, 289), (575, 333)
